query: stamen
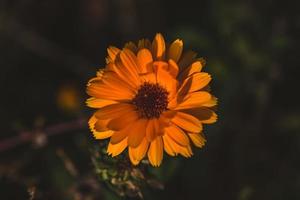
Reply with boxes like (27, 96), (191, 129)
(132, 82), (169, 119)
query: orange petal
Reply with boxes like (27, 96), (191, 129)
(101, 71), (136, 92)
(178, 72), (211, 97)
(158, 111), (175, 128)
(155, 64), (178, 100)
(106, 46), (120, 63)
(124, 42), (138, 53)
(174, 91), (211, 110)
(202, 96), (218, 107)
(147, 136), (163, 167)
(128, 119), (148, 147)
(153, 61), (168, 71)
(86, 80), (134, 101)
(107, 110), (139, 131)
(96, 69), (105, 78)
(146, 119), (160, 141)
(107, 137), (128, 157)
(137, 48), (153, 73)
(86, 85), (133, 101)
(88, 76), (103, 84)
(114, 51), (140, 87)
(93, 130), (113, 139)
(168, 39), (183, 62)
(156, 68), (177, 93)
(162, 134), (176, 156)
(88, 114), (113, 139)
(161, 110), (177, 119)
(110, 124), (132, 144)
(138, 39), (152, 50)
(95, 103), (134, 120)
(129, 138), (149, 165)
(162, 134), (193, 157)
(179, 61), (203, 81)
(178, 51), (197, 70)
(106, 63), (138, 89)
(94, 119), (110, 132)
(182, 107), (217, 124)
(165, 124), (189, 146)
(152, 33), (166, 60)
(188, 132), (206, 148)
(120, 48), (139, 72)
(168, 59), (179, 78)
(171, 112), (203, 133)
(167, 97), (178, 110)
(86, 97), (117, 108)
(177, 144), (193, 158)
(140, 71), (157, 84)
(88, 114), (98, 131)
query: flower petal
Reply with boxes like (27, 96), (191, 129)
(147, 136), (163, 167)
(165, 124), (190, 146)
(101, 71), (136, 92)
(152, 33), (166, 60)
(106, 63), (138, 89)
(168, 59), (179, 78)
(124, 42), (138, 53)
(174, 91), (212, 110)
(162, 134), (176, 156)
(107, 137), (128, 157)
(128, 119), (148, 147)
(162, 134), (193, 157)
(177, 144), (193, 158)
(129, 138), (149, 165)
(146, 119), (160, 142)
(88, 114), (113, 139)
(178, 51), (197, 70)
(94, 119), (110, 132)
(114, 51), (140, 87)
(86, 85), (133, 101)
(202, 96), (218, 107)
(88, 114), (98, 131)
(93, 130), (113, 139)
(171, 112), (203, 133)
(154, 111), (176, 137)
(120, 48), (139, 72)
(86, 97), (117, 108)
(95, 103), (135, 120)
(182, 107), (217, 124)
(86, 78), (134, 101)
(178, 72), (211, 97)
(138, 39), (152, 50)
(179, 60), (203, 81)
(107, 110), (139, 131)
(110, 124), (132, 144)
(188, 132), (206, 148)
(153, 61), (168, 72)
(155, 63), (179, 100)
(168, 39), (183, 62)
(140, 71), (156, 83)
(106, 46), (120, 63)
(137, 48), (153, 73)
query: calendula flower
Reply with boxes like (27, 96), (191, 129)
(86, 33), (217, 167)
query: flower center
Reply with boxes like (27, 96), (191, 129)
(132, 82), (169, 119)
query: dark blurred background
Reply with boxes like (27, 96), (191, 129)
(0, 0), (299, 199)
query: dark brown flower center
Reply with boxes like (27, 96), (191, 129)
(132, 82), (169, 119)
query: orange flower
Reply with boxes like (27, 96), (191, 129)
(86, 33), (217, 167)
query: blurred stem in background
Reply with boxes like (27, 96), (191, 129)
(0, 118), (86, 152)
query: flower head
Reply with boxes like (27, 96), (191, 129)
(86, 33), (217, 167)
